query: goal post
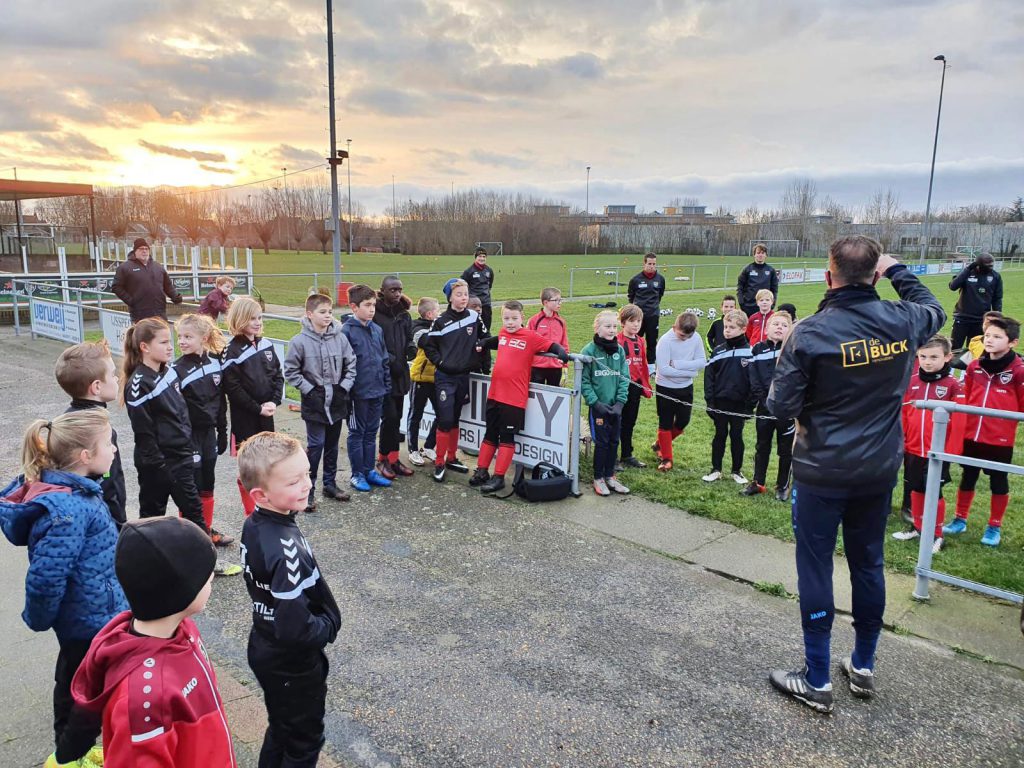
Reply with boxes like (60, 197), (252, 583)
(475, 241), (503, 256)
(747, 239), (800, 259)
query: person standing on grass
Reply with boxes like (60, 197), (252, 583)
(948, 252), (1003, 350)
(653, 312), (706, 472)
(767, 236), (944, 714)
(529, 287), (570, 386)
(736, 243), (779, 320)
(461, 247), (495, 331)
(373, 276), (416, 480)
(112, 238), (183, 323)
(580, 310), (631, 497)
(616, 304), (652, 470)
(627, 252), (666, 370)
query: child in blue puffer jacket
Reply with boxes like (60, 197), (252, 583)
(0, 408), (128, 768)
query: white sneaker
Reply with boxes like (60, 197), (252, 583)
(422, 448), (437, 462)
(606, 476), (630, 494)
(932, 537), (943, 554)
(408, 450), (425, 466)
(593, 478), (611, 496)
(892, 528), (920, 541)
(732, 472), (748, 485)
(702, 470), (722, 482)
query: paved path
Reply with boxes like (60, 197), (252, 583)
(0, 329), (1021, 767)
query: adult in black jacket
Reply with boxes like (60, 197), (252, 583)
(460, 248), (495, 330)
(111, 238), (183, 322)
(627, 252), (666, 365)
(948, 252), (1003, 349)
(736, 243), (779, 318)
(766, 236), (944, 713)
(373, 276), (416, 478)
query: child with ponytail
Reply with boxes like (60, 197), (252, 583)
(173, 313), (234, 546)
(1, 409), (127, 768)
(222, 297), (284, 514)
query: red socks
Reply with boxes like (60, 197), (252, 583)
(387, 450), (400, 464)
(237, 477), (256, 517)
(657, 429), (673, 461)
(989, 494), (1009, 528)
(200, 491), (215, 530)
(434, 430), (449, 466)
(494, 444), (515, 477)
(955, 489), (975, 521)
(478, 441), (497, 470)
(447, 428), (460, 462)
(910, 491), (944, 539)
(671, 427), (684, 440)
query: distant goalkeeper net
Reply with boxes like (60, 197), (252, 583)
(748, 239), (800, 259)
(475, 241), (503, 256)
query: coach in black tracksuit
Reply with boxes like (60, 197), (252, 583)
(111, 238), (183, 322)
(373, 277), (416, 477)
(627, 253), (666, 364)
(766, 236), (944, 711)
(736, 247), (780, 319)
(242, 506), (341, 768)
(66, 399), (126, 528)
(460, 248), (495, 330)
(746, 336), (793, 500)
(948, 252), (1003, 349)
(124, 364), (207, 532)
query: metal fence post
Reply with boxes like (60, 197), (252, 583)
(12, 280), (20, 337)
(569, 360), (583, 497)
(723, 264), (729, 289)
(914, 407), (949, 601)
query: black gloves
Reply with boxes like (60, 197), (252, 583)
(610, 402), (624, 417)
(591, 402), (611, 417)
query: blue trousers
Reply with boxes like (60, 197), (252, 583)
(590, 411), (620, 479)
(305, 419), (344, 490)
(792, 483), (891, 683)
(347, 397), (383, 478)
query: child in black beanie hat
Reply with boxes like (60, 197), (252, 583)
(71, 517), (236, 767)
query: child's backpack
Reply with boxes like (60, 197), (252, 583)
(513, 462), (573, 502)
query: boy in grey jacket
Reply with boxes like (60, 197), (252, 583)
(284, 292), (357, 511)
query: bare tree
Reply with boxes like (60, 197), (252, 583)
(863, 188), (903, 251)
(211, 194), (239, 246)
(179, 193), (211, 246)
(250, 191), (278, 254)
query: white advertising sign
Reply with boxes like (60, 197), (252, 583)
(30, 298), (83, 344)
(100, 309), (132, 356)
(804, 268), (827, 283)
(779, 268), (806, 285)
(401, 374), (574, 473)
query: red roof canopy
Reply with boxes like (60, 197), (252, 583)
(0, 178), (94, 202)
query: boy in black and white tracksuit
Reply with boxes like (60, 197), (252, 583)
(745, 313), (795, 500)
(703, 310), (753, 483)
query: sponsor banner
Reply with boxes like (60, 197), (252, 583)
(401, 374), (574, 473)
(805, 268), (827, 283)
(779, 268), (805, 285)
(100, 309), (133, 356)
(926, 264), (941, 275)
(908, 264), (927, 275)
(196, 272), (249, 292)
(30, 298), (83, 344)
(938, 263), (952, 273)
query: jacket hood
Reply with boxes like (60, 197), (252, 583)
(0, 471), (99, 546)
(375, 293), (412, 316)
(299, 316), (341, 339)
(72, 611), (195, 712)
(342, 313), (373, 330)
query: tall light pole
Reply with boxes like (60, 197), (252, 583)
(346, 138), (353, 255)
(326, 0), (342, 288)
(392, 174), (398, 251)
(281, 167), (291, 252)
(584, 165), (591, 257)
(920, 54), (948, 263)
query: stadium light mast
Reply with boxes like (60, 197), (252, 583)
(346, 138), (353, 255)
(326, 0), (343, 288)
(584, 165), (591, 257)
(392, 174), (398, 250)
(920, 54), (948, 263)
(281, 167), (290, 251)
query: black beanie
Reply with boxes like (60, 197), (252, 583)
(116, 517), (217, 621)
(133, 237), (150, 250)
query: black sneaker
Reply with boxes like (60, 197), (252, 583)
(480, 475), (506, 494)
(432, 464), (446, 483)
(623, 456), (646, 469)
(740, 481), (766, 497)
(613, 461), (625, 473)
(445, 459), (469, 474)
(303, 492), (317, 514)
(323, 486), (351, 502)
(469, 467), (490, 487)
(769, 668), (834, 714)
(839, 657), (876, 699)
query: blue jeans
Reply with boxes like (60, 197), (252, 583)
(792, 482), (891, 681)
(305, 419), (344, 490)
(347, 397), (383, 478)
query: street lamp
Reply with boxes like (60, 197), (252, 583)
(281, 167), (291, 252)
(920, 54), (948, 263)
(346, 138), (353, 255)
(584, 165), (591, 257)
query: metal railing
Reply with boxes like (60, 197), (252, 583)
(912, 399), (1024, 604)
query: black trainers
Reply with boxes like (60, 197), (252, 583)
(303, 491), (317, 514)
(323, 485), (351, 502)
(839, 657), (875, 699)
(469, 467), (490, 487)
(445, 459), (469, 474)
(480, 475), (506, 494)
(740, 481), (765, 496)
(622, 456), (647, 469)
(769, 668), (834, 714)
(432, 463), (446, 483)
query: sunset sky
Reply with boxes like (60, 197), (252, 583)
(2, 0), (1021, 215)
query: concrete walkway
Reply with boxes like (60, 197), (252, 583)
(0, 329), (1021, 767)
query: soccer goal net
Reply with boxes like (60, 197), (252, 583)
(747, 239), (800, 259)
(475, 241), (504, 256)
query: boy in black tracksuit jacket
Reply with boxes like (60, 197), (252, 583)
(373, 285), (415, 478)
(422, 280), (487, 479)
(239, 433), (341, 768)
(125, 364), (208, 532)
(745, 326), (795, 500)
(703, 314), (753, 481)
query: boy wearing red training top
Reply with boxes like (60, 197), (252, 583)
(470, 300), (569, 495)
(943, 315), (1024, 547)
(745, 289), (775, 345)
(892, 335), (965, 552)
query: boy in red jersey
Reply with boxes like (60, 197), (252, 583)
(470, 300), (568, 494)
(745, 289), (775, 345)
(528, 287), (570, 386)
(616, 304), (652, 469)
(892, 335), (965, 552)
(943, 316), (1024, 547)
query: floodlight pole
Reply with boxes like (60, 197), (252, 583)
(392, 175), (398, 250)
(346, 138), (353, 255)
(326, 0), (342, 287)
(584, 165), (591, 257)
(920, 54), (948, 263)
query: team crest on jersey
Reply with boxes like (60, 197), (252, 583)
(466, 327), (473, 335)
(264, 350), (274, 362)
(439, 389), (447, 402)
(999, 371), (1013, 384)
(174, 382), (181, 393)
(935, 386), (948, 398)
(213, 374), (221, 386)
(741, 358), (750, 367)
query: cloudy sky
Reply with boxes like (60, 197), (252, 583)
(2, 0), (1021, 215)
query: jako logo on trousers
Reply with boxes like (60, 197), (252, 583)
(809, 610), (827, 620)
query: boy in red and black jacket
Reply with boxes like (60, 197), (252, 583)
(617, 304), (652, 469)
(944, 316), (1024, 547)
(892, 335), (965, 551)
